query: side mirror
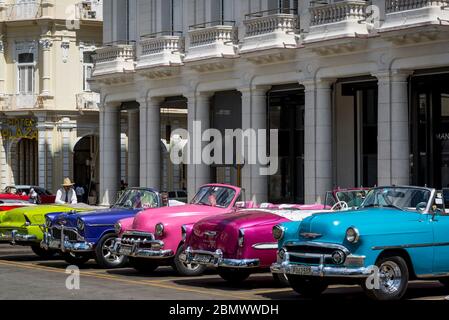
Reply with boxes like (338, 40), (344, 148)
(416, 202), (427, 213)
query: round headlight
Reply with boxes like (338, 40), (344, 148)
(45, 217), (52, 228)
(77, 218), (85, 231)
(272, 225), (285, 240)
(114, 222), (122, 234)
(331, 250), (346, 265)
(345, 227), (360, 243)
(155, 223), (164, 237)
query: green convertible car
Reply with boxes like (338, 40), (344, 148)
(0, 203), (98, 258)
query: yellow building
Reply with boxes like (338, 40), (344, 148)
(0, 0), (103, 199)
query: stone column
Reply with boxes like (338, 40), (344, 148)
(138, 97), (147, 187)
(303, 80), (316, 203)
(99, 103), (121, 205)
(240, 86), (269, 204)
(0, 39), (5, 95)
(374, 70), (411, 186)
(145, 97), (161, 190)
(127, 108), (140, 187)
(39, 39), (52, 97)
(186, 92), (212, 200)
(315, 79), (334, 199)
(303, 79), (334, 203)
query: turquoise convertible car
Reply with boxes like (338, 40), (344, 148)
(271, 186), (449, 300)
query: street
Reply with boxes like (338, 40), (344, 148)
(0, 244), (447, 301)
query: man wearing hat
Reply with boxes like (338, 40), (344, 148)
(55, 178), (78, 204)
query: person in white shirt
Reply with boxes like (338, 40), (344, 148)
(55, 178), (78, 205)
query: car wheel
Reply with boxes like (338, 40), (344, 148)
(272, 273), (290, 287)
(94, 233), (128, 269)
(172, 245), (207, 276)
(218, 267), (251, 284)
(288, 275), (328, 298)
(62, 252), (92, 266)
(128, 257), (158, 274)
(363, 255), (409, 301)
(30, 245), (56, 259)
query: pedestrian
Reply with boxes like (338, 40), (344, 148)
(29, 187), (40, 204)
(55, 178), (78, 204)
(75, 184), (85, 203)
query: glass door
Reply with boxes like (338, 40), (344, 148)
(268, 88), (304, 204)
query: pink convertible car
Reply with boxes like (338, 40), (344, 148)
(181, 188), (369, 284)
(114, 184), (250, 276)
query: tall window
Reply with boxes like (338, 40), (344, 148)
(161, 0), (183, 34)
(268, 0), (298, 13)
(83, 51), (94, 91)
(17, 52), (34, 94)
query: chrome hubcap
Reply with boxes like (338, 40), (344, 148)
(102, 238), (124, 265)
(379, 261), (402, 294)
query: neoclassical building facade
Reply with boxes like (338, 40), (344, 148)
(92, 0), (449, 205)
(0, 0), (103, 197)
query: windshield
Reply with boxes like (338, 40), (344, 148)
(114, 189), (159, 209)
(191, 186), (236, 208)
(336, 190), (368, 208)
(361, 187), (431, 212)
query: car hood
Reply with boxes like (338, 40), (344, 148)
(0, 205), (77, 226)
(52, 207), (140, 228)
(297, 207), (425, 243)
(131, 204), (229, 232)
(194, 210), (294, 231)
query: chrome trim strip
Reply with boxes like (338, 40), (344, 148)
(416, 272), (449, 279)
(372, 242), (449, 250)
(252, 242), (278, 250)
(88, 224), (115, 227)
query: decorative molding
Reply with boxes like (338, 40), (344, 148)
(61, 40), (70, 63)
(39, 39), (53, 50)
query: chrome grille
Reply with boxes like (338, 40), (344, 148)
(285, 242), (349, 266)
(121, 232), (154, 245)
(50, 227), (79, 241)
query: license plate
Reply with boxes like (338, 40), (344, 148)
(291, 265), (312, 275)
(193, 254), (213, 264)
(119, 245), (133, 256)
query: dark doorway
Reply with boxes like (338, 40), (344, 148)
(73, 135), (97, 198)
(411, 73), (449, 188)
(17, 138), (38, 185)
(342, 81), (378, 187)
(268, 85), (305, 204)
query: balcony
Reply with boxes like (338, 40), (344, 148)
(184, 21), (238, 70)
(136, 32), (184, 78)
(1, 2), (41, 21)
(0, 94), (41, 111)
(76, 1), (103, 21)
(92, 42), (136, 78)
(241, 9), (299, 54)
(381, 0), (449, 33)
(76, 92), (100, 111)
(304, 0), (369, 44)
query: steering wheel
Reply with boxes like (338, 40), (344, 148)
(331, 201), (348, 211)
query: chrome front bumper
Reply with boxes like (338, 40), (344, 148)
(270, 247), (368, 278)
(113, 238), (174, 259)
(41, 229), (94, 253)
(181, 247), (260, 268)
(0, 230), (37, 244)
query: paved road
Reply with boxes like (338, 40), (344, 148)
(0, 244), (448, 300)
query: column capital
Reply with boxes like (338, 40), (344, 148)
(237, 85), (270, 96)
(184, 91), (214, 101)
(137, 96), (164, 108)
(100, 101), (122, 112)
(39, 38), (53, 50)
(372, 69), (413, 82)
(301, 78), (335, 91)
